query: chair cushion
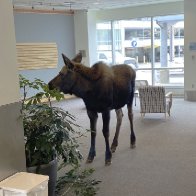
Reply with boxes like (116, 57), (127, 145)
(139, 86), (166, 113)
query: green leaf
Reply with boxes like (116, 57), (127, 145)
(20, 75), (100, 195)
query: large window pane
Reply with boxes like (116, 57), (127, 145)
(96, 14), (184, 88)
(97, 22), (112, 65)
(153, 16), (184, 86)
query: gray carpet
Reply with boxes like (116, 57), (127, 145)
(55, 98), (196, 196)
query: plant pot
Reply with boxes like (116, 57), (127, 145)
(26, 158), (57, 196)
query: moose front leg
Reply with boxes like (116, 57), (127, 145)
(111, 108), (124, 153)
(86, 110), (98, 163)
(102, 110), (112, 166)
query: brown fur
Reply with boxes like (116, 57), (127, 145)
(72, 61), (111, 81)
(48, 53), (136, 165)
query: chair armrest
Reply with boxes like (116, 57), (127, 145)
(165, 91), (172, 98)
(165, 92), (172, 102)
(134, 90), (139, 95)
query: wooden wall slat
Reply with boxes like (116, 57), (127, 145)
(16, 43), (58, 70)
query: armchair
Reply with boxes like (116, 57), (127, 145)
(134, 80), (148, 106)
(138, 86), (172, 117)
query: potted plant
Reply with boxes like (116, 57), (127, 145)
(19, 75), (83, 196)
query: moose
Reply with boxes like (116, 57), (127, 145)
(48, 53), (136, 165)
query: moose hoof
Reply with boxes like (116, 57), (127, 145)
(105, 159), (112, 166)
(130, 143), (136, 149)
(86, 158), (94, 164)
(111, 146), (117, 153)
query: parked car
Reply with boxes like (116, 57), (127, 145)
(124, 59), (138, 69)
(98, 52), (112, 64)
(98, 51), (138, 69)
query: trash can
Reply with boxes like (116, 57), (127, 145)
(0, 172), (49, 196)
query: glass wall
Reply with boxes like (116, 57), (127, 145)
(96, 14), (184, 87)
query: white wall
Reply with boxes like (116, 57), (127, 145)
(0, 0), (20, 106)
(87, 11), (97, 65)
(74, 11), (90, 65)
(0, 0), (26, 181)
(14, 12), (75, 96)
(74, 11), (99, 66)
(184, 0), (196, 100)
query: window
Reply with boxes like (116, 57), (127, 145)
(96, 14), (184, 88)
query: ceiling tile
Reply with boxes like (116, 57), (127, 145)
(12, 0), (183, 11)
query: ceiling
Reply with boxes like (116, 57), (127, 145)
(12, 0), (183, 12)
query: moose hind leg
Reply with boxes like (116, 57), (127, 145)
(111, 108), (123, 153)
(127, 105), (136, 148)
(102, 111), (112, 166)
(86, 110), (98, 163)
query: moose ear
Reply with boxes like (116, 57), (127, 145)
(72, 52), (82, 63)
(62, 53), (74, 69)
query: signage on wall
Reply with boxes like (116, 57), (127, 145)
(131, 40), (137, 48)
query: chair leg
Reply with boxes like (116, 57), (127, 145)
(168, 109), (170, 116)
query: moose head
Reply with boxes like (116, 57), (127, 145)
(48, 53), (82, 94)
